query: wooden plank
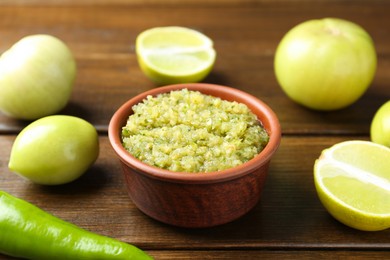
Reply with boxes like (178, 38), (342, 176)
(147, 250), (390, 260)
(1, 250), (390, 260)
(1, 135), (389, 255)
(0, 0), (389, 7)
(0, 3), (388, 135)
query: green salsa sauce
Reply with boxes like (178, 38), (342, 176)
(122, 89), (269, 172)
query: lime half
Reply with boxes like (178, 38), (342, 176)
(314, 140), (390, 231)
(136, 26), (216, 85)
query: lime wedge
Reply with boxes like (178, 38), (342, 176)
(314, 140), (390, 231)
(136, 26), (216, 85)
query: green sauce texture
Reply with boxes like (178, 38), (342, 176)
(122, 89), (269, 172)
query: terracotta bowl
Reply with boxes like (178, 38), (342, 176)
(108, 83), (281, 228)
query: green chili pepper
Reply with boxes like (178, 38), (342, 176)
(0, 190), (153, 260)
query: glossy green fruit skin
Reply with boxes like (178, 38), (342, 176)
(0, 190), (153, 260)
(371, 100), (390, 147)
(0, 34), (76, 120)
(274, 18), (377, 111)
(9, 115), (99, 185)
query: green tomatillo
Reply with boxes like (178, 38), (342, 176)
(371, 100), (390, 147)
(8, 115), (99, 185)
(0, 34), (76, 120)
(274, 18), (377, 111)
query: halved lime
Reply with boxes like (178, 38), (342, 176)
(314, 140), (390, 231)
(135, 26), (216, 85)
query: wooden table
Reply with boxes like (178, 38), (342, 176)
(1, 1), (389, 259)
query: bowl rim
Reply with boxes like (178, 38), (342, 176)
(108, 83), (281, 184)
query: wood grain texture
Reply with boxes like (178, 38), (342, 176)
(148, 250), (390, 260)
(0, 1), (388, 134)
(0, 1), (389, 259)
(1, 136), (389, 259)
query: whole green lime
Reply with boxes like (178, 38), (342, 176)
(9, 115), (99, 185)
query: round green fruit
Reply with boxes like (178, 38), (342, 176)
(0, 34), (76, 120)
(371, 100), (390, 147)
(9, 115), (99, 185)
(274, 18), (377, 111)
